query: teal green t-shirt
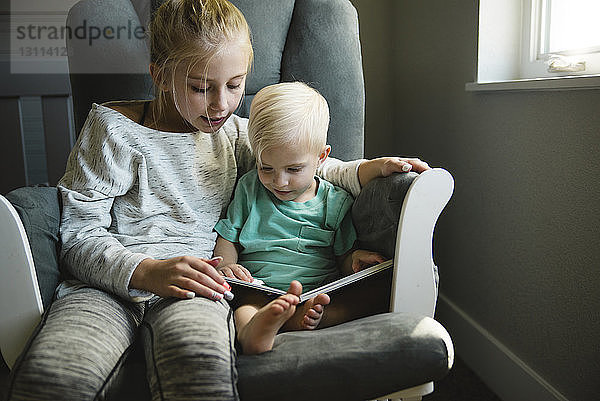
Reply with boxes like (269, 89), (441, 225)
(214, 169), (356, 291)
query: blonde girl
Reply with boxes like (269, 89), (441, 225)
(7, 1), (428, 399)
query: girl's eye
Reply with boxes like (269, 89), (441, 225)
(191, 86), (207, 93)
(228, 84), (242, 90)
(288, 167), (302, 173)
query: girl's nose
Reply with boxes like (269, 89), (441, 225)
(210, 88), (227, 111)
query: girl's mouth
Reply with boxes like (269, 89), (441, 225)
(201, 115), (226, 125)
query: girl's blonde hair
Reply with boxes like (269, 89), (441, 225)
(149, 0), (253, 119)
(249, 82), (330, 165)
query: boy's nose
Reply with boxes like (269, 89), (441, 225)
(273, 171), (288, 186)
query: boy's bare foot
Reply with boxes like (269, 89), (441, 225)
(283, 292), (331, 331)
(238, 281), (302, 355)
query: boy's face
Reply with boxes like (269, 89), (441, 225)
(257, 145), (330, 202)
(168, 39), (249, 133)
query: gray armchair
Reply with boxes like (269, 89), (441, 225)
(0, 1), (454, 400)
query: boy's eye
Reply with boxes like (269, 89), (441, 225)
(260, 166), (273, 172)
(288, 167), (302, 173)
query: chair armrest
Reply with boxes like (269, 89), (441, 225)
(4, 186), (62, 309)
(0, 191), (44, 368)
(352, 171), (419, 259)
(352, 169), (455, 316)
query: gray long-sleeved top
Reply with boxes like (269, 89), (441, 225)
(58, 102), (364, 301)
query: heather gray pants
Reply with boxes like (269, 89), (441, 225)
(6, 285), (238, 401)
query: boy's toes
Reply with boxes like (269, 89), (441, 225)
(313, 293), (330, 306)
(287, 280), (302, 297)
(303, 315), (320, 329)
(305, 308), (322, 320)
(280, 294), (299, 307)
(311, 304), (323, 314)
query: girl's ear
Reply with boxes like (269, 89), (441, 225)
(318, 145), (331, 165)
(149, 63), (170, 92)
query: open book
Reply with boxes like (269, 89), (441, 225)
(224, 259), (393, 303)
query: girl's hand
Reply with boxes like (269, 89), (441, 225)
(218, 263), (253, 282)
(351, 250), (387, 273)
(358, 156), (430, 187)
(130, 256), (229, 300)
(380, 157), (430, 176)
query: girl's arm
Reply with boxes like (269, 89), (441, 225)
(59, 114), (151, 301)
(317, 156), (430, 198)
(232, 116), (430, 196)
(60, 108), (228, 301)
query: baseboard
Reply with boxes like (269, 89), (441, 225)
(436, 293), (569, 401)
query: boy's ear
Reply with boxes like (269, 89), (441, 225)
(318, 145), (331, 165)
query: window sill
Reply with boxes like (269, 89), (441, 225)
(465, 74), (600, 92)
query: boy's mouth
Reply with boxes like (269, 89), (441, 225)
(272, 188), (292, 196)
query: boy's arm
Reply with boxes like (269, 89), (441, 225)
(337, 251), (356, 277)
(357, 157), (430, 187)
(213, 236), (253, 282)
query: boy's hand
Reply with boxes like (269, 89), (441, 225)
(130, 256), (229, 300)
(351, 250), (387, 273)
(218, 263), (253, 282)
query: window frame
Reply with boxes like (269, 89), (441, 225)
(467, 0), (600, 92)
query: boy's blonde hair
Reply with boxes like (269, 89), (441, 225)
(249, 82), (330, 165)
(149, 0), (253, 119)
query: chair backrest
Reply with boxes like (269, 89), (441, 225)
(66, 0), (365, 161)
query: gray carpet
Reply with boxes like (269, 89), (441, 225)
(428, 357), (502, 401)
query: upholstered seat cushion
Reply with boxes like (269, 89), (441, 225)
(238, 312), (451, 401)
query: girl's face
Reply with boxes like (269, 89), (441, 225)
(171, 40), (249, 133)
(257, 145), (330, 203)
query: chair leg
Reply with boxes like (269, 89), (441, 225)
(374, 382), (433, 401)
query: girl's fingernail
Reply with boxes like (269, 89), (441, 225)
(210, 256), (223, 262)
(402, 164), (411, 172)
(224, 291), (234, 301)
(211, 291), (223, 301)
(223, 281), (232, 291)
(186, 292), (196, 299)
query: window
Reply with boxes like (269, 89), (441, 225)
(469, 0), (600, 91)
(522, 0), (600, 79)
